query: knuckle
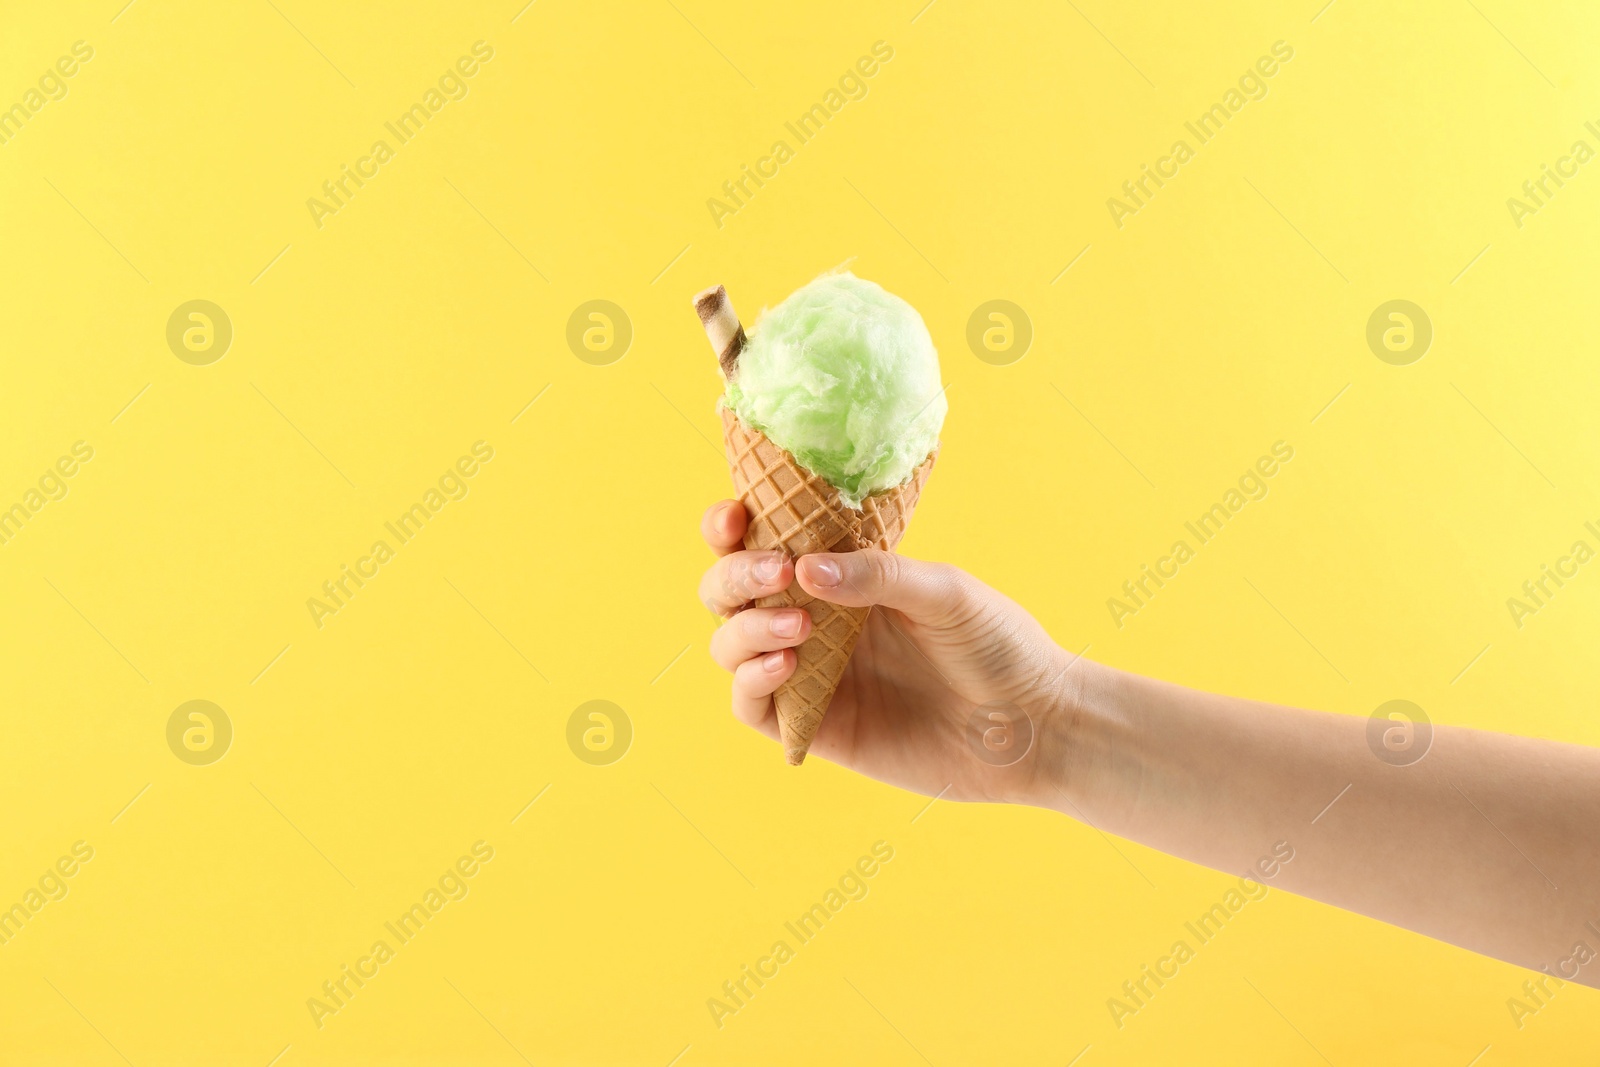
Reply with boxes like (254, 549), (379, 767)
(707, 556), (748, 604)
(865, 550), (900, 589)
(703, 572), (748, 619)
(701, 574), (730, 610)
(721, 557), (754, 603)
(932, 563), (981, 619)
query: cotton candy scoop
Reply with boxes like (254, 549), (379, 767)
(724, 272), (945, 508)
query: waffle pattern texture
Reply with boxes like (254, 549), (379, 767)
(720, 406), (935, 764)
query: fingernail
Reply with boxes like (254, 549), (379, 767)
(770, 611), (801, 638)
(751, 554), (783, 583)
(763, 651), (787, 672)
(806, 557), (842, 587)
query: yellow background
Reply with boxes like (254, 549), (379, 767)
(2, 0), (1597, 1062)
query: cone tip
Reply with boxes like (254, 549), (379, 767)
(785, 747), (808, 766)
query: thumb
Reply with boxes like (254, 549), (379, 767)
(794, 550), (964, 623)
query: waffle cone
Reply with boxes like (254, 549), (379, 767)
(721, 407), (935, 764)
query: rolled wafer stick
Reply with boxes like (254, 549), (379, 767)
(693, 284), (747, 382)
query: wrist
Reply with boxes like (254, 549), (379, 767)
(1021, 647), (1118, 813)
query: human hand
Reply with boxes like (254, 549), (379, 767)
(698, 499), (1081, 804)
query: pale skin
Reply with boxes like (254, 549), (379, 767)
(699, 499), (1600, 989)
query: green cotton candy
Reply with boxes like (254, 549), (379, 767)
(726, 272), (945, 508)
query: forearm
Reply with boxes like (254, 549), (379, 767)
(1042, 659), (1600, 985)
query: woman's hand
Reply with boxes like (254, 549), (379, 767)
(698, 499), (1082, 804)
(699, 502), (1600, 985)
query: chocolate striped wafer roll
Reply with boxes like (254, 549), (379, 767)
(693, 284), (747, 381)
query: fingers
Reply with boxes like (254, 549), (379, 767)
(731, 649), (792, 732)
(701, 500), (748, 557)
(700, 500), (798, 741)
(698, 551), (792, 616)
(794, 550), (967, 622)
(709, 607), (811, 671)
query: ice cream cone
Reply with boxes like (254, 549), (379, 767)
(694, 283), (936, 764)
